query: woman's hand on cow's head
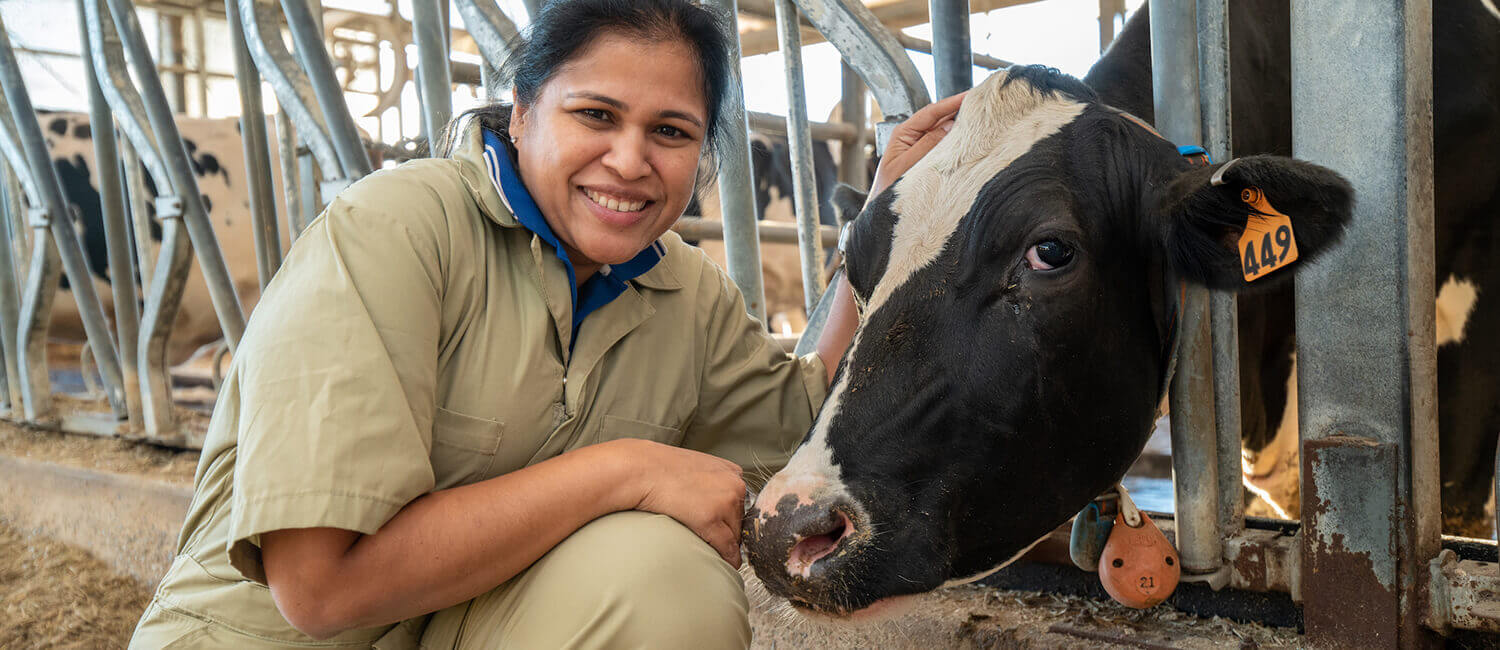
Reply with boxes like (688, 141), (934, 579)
(869, 91), (968, 199)
(608, 438), (748, 567)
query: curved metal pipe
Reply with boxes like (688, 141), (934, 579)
(239, 0), (343, 178)
(454, 0), (521, 76)
(279, 0), (371, 178)
(81, 0), (172, 192)
(0, 13), (126, 415)
(105, 0), (248, 351)
(791, 0), (929, 150)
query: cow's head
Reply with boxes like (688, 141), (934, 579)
(743, 65), (1352, 617)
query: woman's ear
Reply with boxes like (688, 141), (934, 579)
(508, 91), (527, 143)
(1147, 154), (1355, 291)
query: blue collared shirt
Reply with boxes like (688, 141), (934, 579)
(481, 128), (666, 345)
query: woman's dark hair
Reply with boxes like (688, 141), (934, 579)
(438, 0), (733, 158)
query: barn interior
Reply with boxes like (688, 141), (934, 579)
(0, 0), (1493, 647)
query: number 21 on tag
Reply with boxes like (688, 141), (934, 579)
(1238, 187), (1298, 282)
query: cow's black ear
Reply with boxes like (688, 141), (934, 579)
(831, 184), (868, 226)
(1149, 155), (1354, 291)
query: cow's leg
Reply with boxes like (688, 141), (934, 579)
(420, 511), (749, 650)
(1437, 284), (1499, 537)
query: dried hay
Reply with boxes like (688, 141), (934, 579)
(0, 519), (153, 649)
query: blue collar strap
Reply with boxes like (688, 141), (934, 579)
(481, 128), (665, 340)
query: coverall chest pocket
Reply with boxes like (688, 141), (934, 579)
(593, 414), (685, 448)
(430, 407), (505, 490)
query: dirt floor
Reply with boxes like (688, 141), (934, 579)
(1, 514), (1297, 649)
(0, 418), (197, 485)
(747, 581), (1300, 649)
(0, 520), (154, 649)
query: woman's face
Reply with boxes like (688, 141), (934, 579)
(509, 32), (708, 278)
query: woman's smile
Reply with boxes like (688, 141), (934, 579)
(579, 185), (654, 226)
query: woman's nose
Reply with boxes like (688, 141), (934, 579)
(601, 133), (651, 180)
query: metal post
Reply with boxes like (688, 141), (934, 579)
(105, 0), (249, 351)
(837, 61), (868, 193)
(1148, 0), (1223, 579)
(0, 15), (127, 416)
(707, 0), (767, 323)
(159, 13), (186, 113)
(0, 160), (23, 410)
(119, 138), (156, 297)
(413, 0), (454, 151)
(929, 0), (972, 98)
(1291, 0), (1438, 645)
(81, 2), (143, 426)
(193, 6), (208, 117)
(774, 0), (828, 316)
(273, 111), (305, 238)
(225, 0), (283, 287)
(1197, 0), (1244, 537)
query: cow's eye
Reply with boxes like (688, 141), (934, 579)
(1026, 239), (1074, 270)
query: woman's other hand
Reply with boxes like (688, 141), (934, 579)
(610, 438), (748, 567)
(868, 91), (968, 198)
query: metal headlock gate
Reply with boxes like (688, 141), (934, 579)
(0, 0), (1493, 644)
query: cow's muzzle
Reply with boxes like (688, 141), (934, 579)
(744, 489), (868, 607)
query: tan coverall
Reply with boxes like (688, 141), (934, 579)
(129, 120), (827, 649)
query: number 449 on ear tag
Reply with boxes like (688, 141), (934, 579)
(1238, 187), (1298, 282)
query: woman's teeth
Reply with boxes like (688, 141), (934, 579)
(585, 189), (646, 213)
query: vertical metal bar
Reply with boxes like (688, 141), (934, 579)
(707, 0), (767, 323)
(105, 0), (249, 351)
(1196, 0), (1243, 536)
(837, 61), (868, 194)
(280, 0), (372, 178)
(0, 14), (127, 416)
(273, 111), (305, 239)
(159, 13), (186, 113)
(774, 0), (827, 317)
(225, 0), (283, 288)
(194, 6), (208, 117)
(413, 0), (453, 151)
(119, 138), (156, 297)
(1148, 0), (1223, 578)
(1291, 0), (1438, 645)
(0, 160), (23, 410)
(81, 2), (143, 426)
(929, 0), (972, 99)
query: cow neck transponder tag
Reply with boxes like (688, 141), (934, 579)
(1237, 187), (1299, 281)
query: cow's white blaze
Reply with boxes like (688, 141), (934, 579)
(761, 72), (1086, 544)
(1436, 275), (1479, 346)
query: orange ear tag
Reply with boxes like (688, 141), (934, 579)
(1238, 187), (1298, 282)
(1097, 511), (1181, 608)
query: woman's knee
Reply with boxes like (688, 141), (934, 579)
(429, 511), (750, 649)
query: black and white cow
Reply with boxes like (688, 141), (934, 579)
(1088, 1), (1500, 532)
(743, 0), (1500, 615)
(743, 64), (1354, 616)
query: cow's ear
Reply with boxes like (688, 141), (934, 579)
(1149, 154), (1354, 291)
(831, 184), (868, 225)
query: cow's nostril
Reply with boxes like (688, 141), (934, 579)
(785, 509), (854, 578)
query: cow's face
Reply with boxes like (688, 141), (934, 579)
(744, 66), (1353, 617)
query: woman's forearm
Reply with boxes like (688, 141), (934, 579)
(262, 441), (640, 639)
(815, 274), (859, 385)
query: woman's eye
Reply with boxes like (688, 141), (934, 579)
(579, 108), (610, 122)
(1026, 239), (1074, 270)
(655, 125), (687, 139)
